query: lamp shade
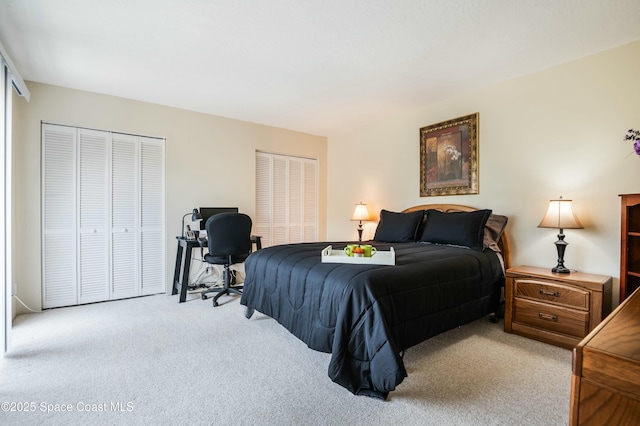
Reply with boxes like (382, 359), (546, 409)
(538, 198), (583, 230)
(351, 203), (371, 221)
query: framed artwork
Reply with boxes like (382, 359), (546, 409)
(419, 113), (479, 197)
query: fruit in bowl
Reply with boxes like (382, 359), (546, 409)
(353, 246), (365, 257)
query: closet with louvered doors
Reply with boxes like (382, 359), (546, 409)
(254, 151), (318, 248)
(41, 123), (166, 309)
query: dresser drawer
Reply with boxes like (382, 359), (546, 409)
(514, 298), (589, 338)
(514, 278), (589, 310)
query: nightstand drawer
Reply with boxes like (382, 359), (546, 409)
(514, 298), (589, 338)
(514, 278), (589, 310)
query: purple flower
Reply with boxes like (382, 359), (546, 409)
(624, 129), (640, 156)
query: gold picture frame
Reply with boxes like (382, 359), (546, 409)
(419, 113), (479, 197)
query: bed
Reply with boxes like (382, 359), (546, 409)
(240, 204), (511, 400)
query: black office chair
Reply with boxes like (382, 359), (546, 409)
(200, 212), (253, 307)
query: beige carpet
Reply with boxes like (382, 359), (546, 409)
(1, 293), (571, 425)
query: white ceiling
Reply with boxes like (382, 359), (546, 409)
(1, 0), (639, 137)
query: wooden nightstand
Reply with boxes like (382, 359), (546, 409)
(504, 266), (612, 349)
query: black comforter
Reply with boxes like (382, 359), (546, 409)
(240, 241), (504, 400)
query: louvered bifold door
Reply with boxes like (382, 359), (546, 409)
(288, 159), (302, 243)
(255, 152), (318, 248)
(42, 124), (78, 308)
(139, 137), (165, 295)
(271, 155), (289, 246)
(254, 153), (272, 247)
(303, 159), (317, 242)
(77, 128), (110, 304)
(111, 133), (139, 299)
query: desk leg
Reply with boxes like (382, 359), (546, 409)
(172, 242), (184, 296)
(179, 245), (193, 303)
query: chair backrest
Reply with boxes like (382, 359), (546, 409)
(205, 212), (253, 257)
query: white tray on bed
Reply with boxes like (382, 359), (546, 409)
(321, 245), (395, 265)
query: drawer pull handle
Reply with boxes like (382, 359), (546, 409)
(539, 289), (560, 297)
(538, 312), (558, 322)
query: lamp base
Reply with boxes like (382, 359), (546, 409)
(357, 221), (364, 242)
(551, 231), (571, 274)
(552, 265), (571, 274)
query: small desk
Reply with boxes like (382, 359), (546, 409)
(172, 235), (262, 303)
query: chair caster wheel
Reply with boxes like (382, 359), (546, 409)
(201, 294), (207, 300)
(213, 301), (219, 307)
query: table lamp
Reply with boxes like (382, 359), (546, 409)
(351, 203), (371, 242)
(182, 208), (202, 237)
(538, 196), (583, 273)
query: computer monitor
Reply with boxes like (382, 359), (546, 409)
(198, 207), (239, 230)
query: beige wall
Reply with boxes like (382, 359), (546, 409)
(11, 82), (327, 317)
(328, 41), (640, 306)
(11, 41), (640, 317)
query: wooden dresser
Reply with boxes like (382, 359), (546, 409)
(505, 266), (612, 349)
(570, 287), (640, 425)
